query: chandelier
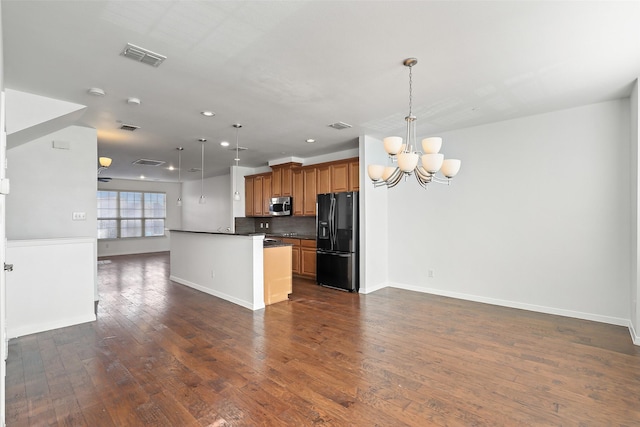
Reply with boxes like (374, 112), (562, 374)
(368, 58), (461, 188)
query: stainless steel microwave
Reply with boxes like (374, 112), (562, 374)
(269, 196), (292, 216)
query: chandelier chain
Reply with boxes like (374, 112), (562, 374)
(408, 65), (413, 117)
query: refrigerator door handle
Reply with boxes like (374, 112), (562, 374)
(329, 196), (336, 250)
(317, 250), (351, 258)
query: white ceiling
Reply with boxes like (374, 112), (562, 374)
(3, 1), (639, 182)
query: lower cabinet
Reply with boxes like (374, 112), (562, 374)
(300, 240), (317, 278)
(282, 238), (316, 279)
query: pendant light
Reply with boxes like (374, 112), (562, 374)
(199, 138), (206, 204)
(232, 123), (242, 201)
(367, 58), (461, 189)
(176, 147), (184, 207)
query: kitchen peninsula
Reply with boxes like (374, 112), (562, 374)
(170, 230), (291, 310)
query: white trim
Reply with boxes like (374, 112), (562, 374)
(170, 275), (264, 311)
(360, 281), (388, 294)
(7, 314), (95, 340)
(7, 237), (95, 247)
(629, 321), (640, 346)
(387, 282), (630, 327)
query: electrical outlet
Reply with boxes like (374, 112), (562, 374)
(265, 223), (269, 229)
(260, 223), (264, 229)
(428, 269), (434, 278)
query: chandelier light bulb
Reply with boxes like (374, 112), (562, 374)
(383, 136), (403, 155)
(441, 159), (462, 178)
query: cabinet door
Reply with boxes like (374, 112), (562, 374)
(271, 168), (282, 197)
(348, 159), (360, 191)
(283, 238), (301, 274)
(331, 162), (349, 193)
(317, 164), (331, 195)
(263, 174), (272, 215)
(300, 240), (317, 278)
(245, 176), (255, 217)
(281, 166), (293, 196)
(292, 169), (304, 216)
(303, 167), (317, 216)
(253, 175), (264, 216)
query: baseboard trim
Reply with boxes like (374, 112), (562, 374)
(360, 281), (388, 294)
(170, 275), (264, 311)
(629, 321), (639, 345)
(8, 313), (97, 339)
(387, 282), (629, 327)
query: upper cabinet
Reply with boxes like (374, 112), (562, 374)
(244, 158), (359, 218)
(330, 162), (349, 193)
(302, 167), (317, 216)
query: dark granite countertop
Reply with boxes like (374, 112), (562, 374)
(266, 233), (316, 241)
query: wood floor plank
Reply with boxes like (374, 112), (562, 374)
(5, 252), (640, 426)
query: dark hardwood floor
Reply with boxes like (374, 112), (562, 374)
(5, 252), (640, 426)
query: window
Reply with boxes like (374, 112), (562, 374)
(97, 191), (166, 239)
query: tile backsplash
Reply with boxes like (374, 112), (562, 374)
(235, 216), (316, 236)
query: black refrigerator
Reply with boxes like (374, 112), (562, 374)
(316, 191), (359, 292)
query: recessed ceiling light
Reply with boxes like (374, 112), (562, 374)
(201, 111), (215, 117)
(127, 97), (141, 105)
(87, 87), (105, 96)
(220, 141), (230, 147)
(140, 175), (145, 179)
(306, 139), (316, 143)
(168, 166), (175, 171)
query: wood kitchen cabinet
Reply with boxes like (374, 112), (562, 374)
(245, 176), (255, 217)
(250, 173), (272, 217)
(292, 169), (304, 216)
(316, 164), (331, 195)
(271, 167), (282, 197)
(348, 159), (360, 191)
(253, 175), (264, 216)
(283, 238), (316, 279)
(303, 167), (317, 216)
(300, 239), (317, 278)
(282, 238), (301, 275)
(262, 174), (272, 215)
(331, 161), (349, 193)
(272, 162), (299, 198)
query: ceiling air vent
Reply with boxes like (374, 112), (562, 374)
(328, 121), (352, 130)
(120, 123), (140, 131)
(120, 43), (167, 67)
(132, 159), (166, 167)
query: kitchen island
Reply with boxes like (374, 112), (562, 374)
(170, 230), (291, 311)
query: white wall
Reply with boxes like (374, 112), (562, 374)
(7, 238), (96, 338)
(97, 178), (181, 257)
(169, 231), (264, 310)
(182, 174), (232, 232)
(6, 125), (97, 240)
(385, 100), (631, 325)
(631, 79), (639, 344)
(359, 135), (389, 294)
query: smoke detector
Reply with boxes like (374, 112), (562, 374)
(120, 43), (167, 67)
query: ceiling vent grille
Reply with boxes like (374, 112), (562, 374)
(120, 43), (167, 67)
(328, 121), (352, 130)
(132, 159), (166, 167)
(120, 124), (140, 131)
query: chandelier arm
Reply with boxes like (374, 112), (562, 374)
(431, 176), (452, 185)
(386, 168), (403, 188)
